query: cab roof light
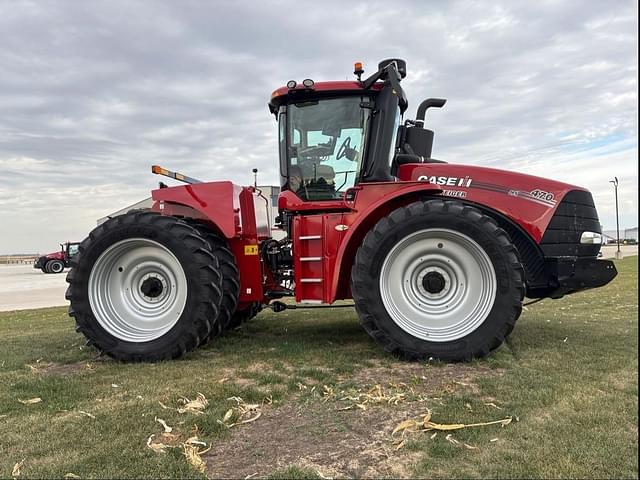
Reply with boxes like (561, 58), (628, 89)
(354, 61), (364, 81)
(286, 80), (297, 89)
(302, 78), (314, 88)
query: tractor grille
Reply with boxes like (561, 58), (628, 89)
(499, 220), (547, 286)
(540, 190), (601, 258)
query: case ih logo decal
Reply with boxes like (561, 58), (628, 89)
(417, 175), (473, 187)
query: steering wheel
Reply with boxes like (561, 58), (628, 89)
(336, 137), (352, 160)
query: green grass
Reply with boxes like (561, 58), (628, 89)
(0, 258), (637, 478)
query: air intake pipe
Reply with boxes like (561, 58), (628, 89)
(398, 98), (447, 160)
(415, 98), (446, 128)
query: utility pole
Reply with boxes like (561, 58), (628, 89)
(610, 177), (623, 259)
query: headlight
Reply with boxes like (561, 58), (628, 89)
(580, 231), (603, 244)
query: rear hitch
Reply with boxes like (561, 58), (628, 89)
(270, 301), (289, 312)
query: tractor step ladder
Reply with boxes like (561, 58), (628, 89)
(295, 219), (325, 303)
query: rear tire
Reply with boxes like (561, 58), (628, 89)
(351, 199), (524, 361)
(66, 211), (224, 362)
(228, 302), (262, 329)
(187, 222), (240, 340)
(48, 260), (65, 274)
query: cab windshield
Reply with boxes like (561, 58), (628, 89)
(284, 96), (371, 201)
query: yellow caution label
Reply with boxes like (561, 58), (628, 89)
(244, 245), (259, 256)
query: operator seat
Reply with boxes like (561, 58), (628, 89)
(298, 163), (337, 200)
(299, 163), (336, 184)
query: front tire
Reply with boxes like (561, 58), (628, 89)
(351, 199), (524, 361)
(66, 211), (224, 362)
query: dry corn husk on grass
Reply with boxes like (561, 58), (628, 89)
(218, 396), (262, 428)
(158, 392), (209, 415)
(182, 442), (210, 473)
(146, 424), (210, 472)
(392, 409), (513, 449)
(12, 459), (25, 478)
(177, 393), (209, 414)
(149, 394), (212, 471)
(327, 382), (426, 411)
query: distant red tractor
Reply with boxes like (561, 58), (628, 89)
(34, 242), (80, 274)
(66, 59), (616, 362)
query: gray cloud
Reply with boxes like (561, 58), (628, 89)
(0, 0), (637, 253)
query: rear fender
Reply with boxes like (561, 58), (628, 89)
(151, 181), (242, 239)
(151, 182), (264, 303)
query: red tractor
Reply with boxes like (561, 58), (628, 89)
(35, 242), (80, 274)
(66, 59), (616, 362)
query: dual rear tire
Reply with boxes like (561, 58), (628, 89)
(66, 211), (245, 361)
(44, 260), (65, 274)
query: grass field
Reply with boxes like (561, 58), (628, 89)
(0, 257), (637, 479)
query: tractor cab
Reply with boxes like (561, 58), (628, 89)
(277, 94), (370, 201)
(269, 59), (446, 204)
(63, 242), (80, 259)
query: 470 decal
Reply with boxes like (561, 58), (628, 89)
(530, 189), (555, 202)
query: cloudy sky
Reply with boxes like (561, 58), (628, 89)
(0, 0), (637, 254)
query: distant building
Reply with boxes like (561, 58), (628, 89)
(624, 227), (637, 241)
(256, 185), (281, 231)
(602, 227), (637, 243)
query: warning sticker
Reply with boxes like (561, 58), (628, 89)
(244, 245), (259, 256)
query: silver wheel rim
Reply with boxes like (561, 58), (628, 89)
(51, 261), (64, 273)
(88, 238), (188, 342)
(379, 228), (496, 342)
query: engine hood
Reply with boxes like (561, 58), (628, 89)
(397, 163), (591, 242)
(42, 251), (65, 260)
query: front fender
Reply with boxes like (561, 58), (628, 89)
(330, 182), (442, 302)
